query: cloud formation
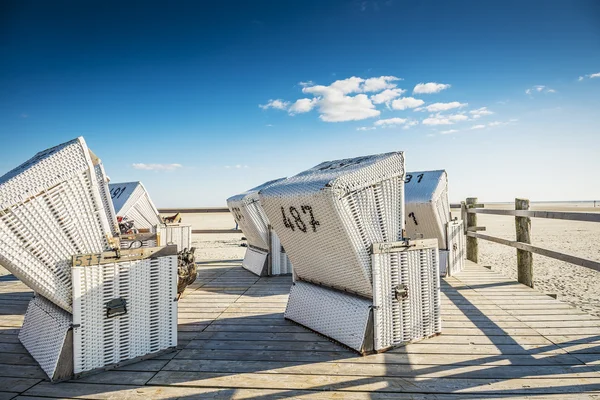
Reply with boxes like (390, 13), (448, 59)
(259, 99), (290, 110)
(424, 101), (467, 112)
(469, 107), (494, 118)
(391, 97), (424, 110)
(579, 72), (600, 81)
(422, 113), (468, 125)
(288, 98), (319, 114)
(413, 82), (451, 94)
(132, 163), (182, 171)
(356, 126), (376, 131)
(440, 129), (459, 134)
(370, 88), (405, 105)
(374, 117), (407, 127)
(525, 85), (556, 95)
(471, 124), (486, 130)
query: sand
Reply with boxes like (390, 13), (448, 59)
(456, 202), (600, 317)
(2, 203), (598, 317)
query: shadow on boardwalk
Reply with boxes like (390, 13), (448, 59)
(0, 262), (599, 399)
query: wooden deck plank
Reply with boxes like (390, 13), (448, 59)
(2, 259), (600, 399)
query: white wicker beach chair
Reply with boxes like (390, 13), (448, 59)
(259, 152), (442, 353)
(19, 246), (178, 382)
(109, 181), (162, 232)
(156, 223), (192, 251)
(227, 178), (293, 276)
(404, 170), (464, 276)
(0, 137), (117, 312)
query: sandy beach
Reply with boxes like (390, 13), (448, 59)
(2, 202), (598, 317)
(188, 202), (600, 317)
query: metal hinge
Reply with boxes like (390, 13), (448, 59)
(394, 285), (409, 301)
(105, 298), (127, 318)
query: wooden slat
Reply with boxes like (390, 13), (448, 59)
(468, 207), (600, 223)
(467, 232), (600, 272)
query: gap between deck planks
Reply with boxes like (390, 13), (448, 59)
(0, 260), (598, 398)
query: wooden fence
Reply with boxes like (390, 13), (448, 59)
(157, 207), (241, 234)
(451, 199), (600, 288)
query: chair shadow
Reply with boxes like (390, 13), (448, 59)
(2, 263), (600, 399)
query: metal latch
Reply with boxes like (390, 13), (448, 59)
(394, 285), (408, 301)
(105, 298), (127, 318)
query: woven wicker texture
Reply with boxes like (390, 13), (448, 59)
(227, 178), (286, 251)
(19, 294), (72, 380)
(109, 182), (161, 231)
(242, 247), (268, 276)
(157, 224), (192, 251)
(446, 220), (465, 276)
(89, 151), (119, 237)
(259, 152), (405, 298)
(404, 170), (450, 250)
(72, 254), (177, 374)
(0, 137), (115, 312)
(372, 242), (441, 350)
(270, 230), (293, 275)
(285, 281), (372, 352)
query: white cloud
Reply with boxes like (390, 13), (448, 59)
(488, 121), (502, 127)
(422, 113), (468, 125)
(288, 98), (319, 114)
(303, 82), (380, 122)
(426, 133), (435, 137)
(362, 76), (401, 92)
(357, 126), (376, 131)
(259, 99), (289, 110)
(424, 101), (467, 112)
(471, 125), (486, 130)
(403, 120), (419, 130)
(132, 163), (182, 171)
(440, 129), (458, 134)
(225, 165), (249, 169)
(299, 81), (315, 87)
(371, 88), (405, 104)
(469, 107), (494, 117)
(391, 97), (425, 110)
(580, 72), (600, 81)
(374, 117), (407, 127)
(413, 82), (451, 94)
(329, 76), (365, 94)
(525, 85), (555, 95)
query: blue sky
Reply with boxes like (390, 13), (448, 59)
(1, 0), (599, 206)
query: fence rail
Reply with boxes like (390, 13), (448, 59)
(463, 198), (600, 287)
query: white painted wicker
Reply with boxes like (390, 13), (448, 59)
(284, 281), (372, 352)
(0, 137), (116, 312)
(372, 239), (442, 351)
(157, 223), (192, 251)
(259, 152), (405, 298)
(227, 178), (293, 276)
(446, 219), (465, 276)
(71, 247), (178, 375)
(404, 170), (450, 250)
(227, 179), (284, 251)
(19, 295), (73, 381)
(89, 150), (119, 237)
(109, 182), (161, 232)
(242, 246), (268, 276)
(270, 230), (293, 275)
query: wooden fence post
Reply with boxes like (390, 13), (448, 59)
(515, 198), (533, 288)
(466, 197), (478, 263)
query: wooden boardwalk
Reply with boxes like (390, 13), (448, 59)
(0, 260), (599, 399)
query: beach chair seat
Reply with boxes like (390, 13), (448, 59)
(259, 152), (442, 353)
(19, 245), (178, 381)
(0, 137), (118, 312)
(404, 169), (465, 276)
(227, 178), (293, 276)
